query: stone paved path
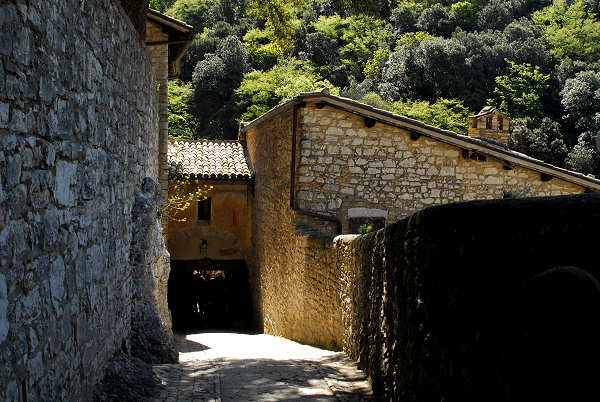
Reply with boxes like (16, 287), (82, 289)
(152, 332), (373, 401)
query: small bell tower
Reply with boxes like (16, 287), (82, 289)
(469, 106), (510, 144)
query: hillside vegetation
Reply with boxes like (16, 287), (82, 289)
(152, 0), (600, 176)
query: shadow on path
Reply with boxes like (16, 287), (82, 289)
(152, 332), (373, 401)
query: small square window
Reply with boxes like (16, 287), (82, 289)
(198, 198), (211, 221)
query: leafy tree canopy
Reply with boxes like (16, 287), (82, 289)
(235, 59), (339, 121)
(360, 92), (472, 134)
(533, 0), (600, 61)
(508, 117), (568, 167)
(488, 59), (550, 119)
(168, 79), (198, 139)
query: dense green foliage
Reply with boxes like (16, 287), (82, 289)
(164, 0), (600, 175)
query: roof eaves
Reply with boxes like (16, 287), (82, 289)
(241, 92), (600, 191)
(147, 8), (194, 32)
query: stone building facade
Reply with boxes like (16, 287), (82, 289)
(237, 91), (600, 345)
(0, 1), (193, 400)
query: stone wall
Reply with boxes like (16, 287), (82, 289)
(146, 20), (170, 213)
(336, 193), (600, 401)
(244, 109), (344, 346)
(252, 192), (600, 399)
(245, 108), (295, 332)
(0, 1), (164, 400)
(296, 103), (585, 231)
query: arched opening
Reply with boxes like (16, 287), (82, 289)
(168, 259), (252, 331)
(167, 226), (253, 331)
(515, 266), (600, 401)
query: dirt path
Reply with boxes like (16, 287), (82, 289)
(152, 332), (373, 401)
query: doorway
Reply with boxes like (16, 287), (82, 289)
(168, 259), (253, 331)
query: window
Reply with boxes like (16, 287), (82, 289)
(498, 117), (503, 130)
(486, 117), (492, 129)
(198, 198), (211, 221)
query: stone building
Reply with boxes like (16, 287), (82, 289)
(0, 2), (193, 400)
(167, 140), (254, 329)
(168, 90), (600, 343)
(469, 106), (510, 143)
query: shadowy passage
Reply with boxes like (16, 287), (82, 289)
(151, 332), (373, 401)
(169, 260), (253, 331)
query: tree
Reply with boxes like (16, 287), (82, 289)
(417, 4), (456, 37)
(488, 59), (550, 119)
(249, 0), (301, 51)
(532, 0), (600, 61)
(561, 70), (600, 136)
(508, 117), (568, 167)
(235, 59), (339, 121)
(565, 135), (599, 175)
(166, 171), (213, 222)
(244, 28), (284, 70)
(363, 48), (389, 80)
(478, 0), (514, 31)
(191, 36), (249, 138)
(360, 92), (472, 134)
(451, 1), (477, 31)
(166, 0), (218, 32)
(390, 4), (417, 34)
(168, 79), (199, 139)
(150, 0), (177, 12)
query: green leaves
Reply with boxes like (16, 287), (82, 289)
(360, 92), (472, 134)
(533, 0), (600, 61)
(168, 80), (199, 139)
(235, 59), (339, 121)
(488, 59), (550, 119)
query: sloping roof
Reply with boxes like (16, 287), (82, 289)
(146, 9), (195, 77)
(473, 106), (503, 118)
(239, 90), (600, 191)
(168, 140), (253, 181)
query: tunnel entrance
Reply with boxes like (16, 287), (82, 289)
(168, 259), (253, 331)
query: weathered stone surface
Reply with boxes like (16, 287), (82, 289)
(296, 104), (585, 231)
(130, 178), (177, 364)
(0, 1), (167, 400)
(338, 194), (600, 401)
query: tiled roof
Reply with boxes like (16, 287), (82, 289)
(168, 140), (253, 181)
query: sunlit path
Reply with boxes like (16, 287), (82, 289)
(152, 332), (373, 401)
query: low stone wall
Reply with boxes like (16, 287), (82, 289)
(271, 194), (600, 399)
(335, 193), (600, 400)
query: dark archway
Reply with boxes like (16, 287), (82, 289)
(168, 259), (253, 331)
(514, 266), (600, 401)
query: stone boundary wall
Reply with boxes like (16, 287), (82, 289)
(0, 1), (165, 400)
(332, 194), (600, 400)
(296, 103), (585, 230)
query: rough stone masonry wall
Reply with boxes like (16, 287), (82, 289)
(146, 20), (170, 215)
(0, 1), (165, 400)
(144, 19), (172, 334)
(335, 194), (600, 401)
(245, 110), (343, 347)
(296, 104), (584, 230)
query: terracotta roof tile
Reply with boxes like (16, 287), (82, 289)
(168, 140), (253, 181)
